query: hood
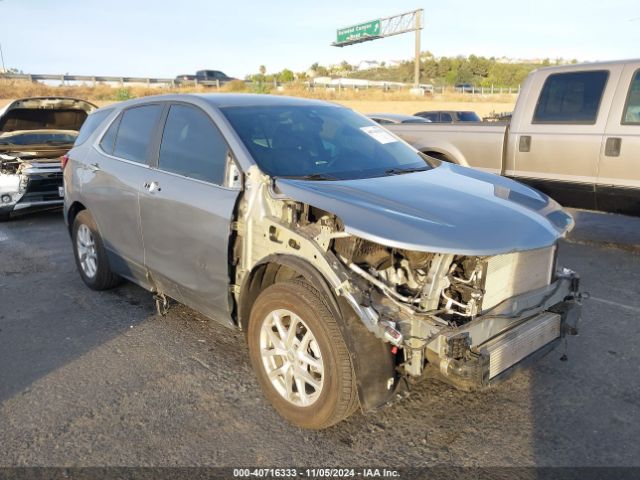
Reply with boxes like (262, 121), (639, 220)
(0, 97), (97, 133)
(275, 162), (574, 256)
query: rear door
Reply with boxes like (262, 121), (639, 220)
(139, 102), (241, 323)
(84, 103), (164, 286)
(510, 67), (621, 209)
(597, 65), (640, 215)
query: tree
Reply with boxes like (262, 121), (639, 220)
(340, 60), (353, 72)
(278, 68), (294, 83)
(259, 65), (266, 75)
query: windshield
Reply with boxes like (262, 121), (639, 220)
(221, 105), (433, 180)
(0, 132), (78, 146)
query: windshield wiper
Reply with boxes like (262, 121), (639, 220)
(384, 166), (430, 176)
(43, 140), (73, 145)
(282, 173), (338, 181)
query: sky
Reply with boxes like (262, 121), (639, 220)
(0, 0), (637, 79)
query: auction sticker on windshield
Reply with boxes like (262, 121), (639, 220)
(360, 126), (398, 144)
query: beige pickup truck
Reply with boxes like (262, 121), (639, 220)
(386, 59), (640, 215)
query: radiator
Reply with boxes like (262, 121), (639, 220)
(481, 246), (556, 313)
(481, 311), (561, 379)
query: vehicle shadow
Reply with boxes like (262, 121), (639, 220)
(0, 209), (154, 403)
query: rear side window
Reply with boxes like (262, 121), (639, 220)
(112, 105), (163, 163)
(623, 69), (640, 125)
(74, 109), (112, 146)
(421, 113), (439, 122)
(158, 104), (228, 185)
(440, 113), (453, 122)
(533, 71), (608, 124)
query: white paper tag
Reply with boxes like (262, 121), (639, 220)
(58, 186), (65, 198)
(360, 126), (398, 144)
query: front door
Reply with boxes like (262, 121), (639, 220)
(139, 103), (240, 323)
(510, 68), (620, 209)
(597, 65), (640, 215)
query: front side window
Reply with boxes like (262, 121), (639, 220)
(221, 105), (433, 180)
(623, 69), (640, 125)
(158, 104), (228, 185)
(112, 104), (163, 163)
(533, 70), (608, 124)
(440, 113), (453, 122)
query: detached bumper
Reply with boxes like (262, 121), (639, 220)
(424, 271), (581, 391)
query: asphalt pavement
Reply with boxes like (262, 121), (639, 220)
(1, 208), (639, 468)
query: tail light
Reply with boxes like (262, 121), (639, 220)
(60, 154), (69, 169)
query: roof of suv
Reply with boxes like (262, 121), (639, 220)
(108, 94), (336, 110)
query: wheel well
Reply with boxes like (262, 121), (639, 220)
(237, 256), (340, 332)
(66, 201), (86, 233)
(422, 150), (454, 163)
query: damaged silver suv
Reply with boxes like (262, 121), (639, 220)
(64, 94), (582, 429)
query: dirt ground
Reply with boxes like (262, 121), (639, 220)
(1, 209), (640, 468)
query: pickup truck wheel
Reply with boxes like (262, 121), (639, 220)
(72, 210), (121, 290)
(248, 279), (358, 429)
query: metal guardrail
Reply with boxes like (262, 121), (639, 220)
(0, 72), (521, 95)
(0, 73), (224, 87)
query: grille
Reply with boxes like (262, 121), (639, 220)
(481, 246), (556, 313)
(25, 172), (63, 194)
(481, 312), (561, 379)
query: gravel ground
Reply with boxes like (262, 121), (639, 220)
(1, 209), (639, 467)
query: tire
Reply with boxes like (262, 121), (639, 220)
(72, 210), (121, 290)
(247, 279), (358, 429)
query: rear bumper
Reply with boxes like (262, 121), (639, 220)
(423, 271), (581, 391)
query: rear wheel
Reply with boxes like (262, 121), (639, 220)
(247, 279), (358, 429)
(72, 210), (121, 290)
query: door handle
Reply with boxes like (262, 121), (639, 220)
(144, 181), (161, 193)
(519, 135), (531, 152)
(87, 162), (101, 172)
(605, 137), (622, 157)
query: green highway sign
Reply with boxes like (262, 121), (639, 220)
(336, 19), (381, 44)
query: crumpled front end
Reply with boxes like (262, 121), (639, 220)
(332, 234), (582, 390)
(0, 155), (64, 218)
(234, 167), (583, 409)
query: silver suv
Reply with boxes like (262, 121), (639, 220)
(64, 94), (582, 429)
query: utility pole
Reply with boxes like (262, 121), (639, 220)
(414, 10), (422, 87)
(0, 0), (5, 73)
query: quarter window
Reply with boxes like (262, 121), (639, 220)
(533, 70), (608, 124)
(623, 70), (640, 125)
(158, 104), (228, 185)
(112, 105), (163, 163)
(99, 114), (120, 154)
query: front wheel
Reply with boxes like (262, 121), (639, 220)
(247, 280), (358, 429)
(72, 210), (121, 290)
